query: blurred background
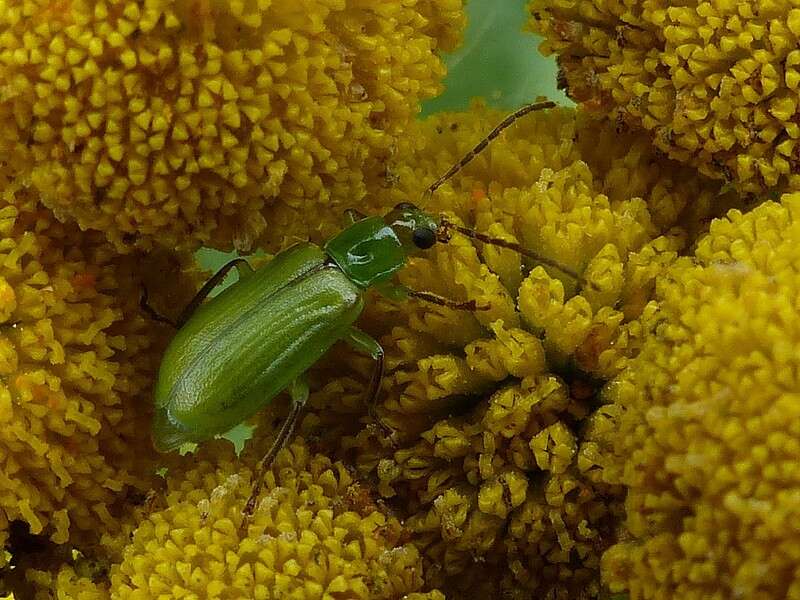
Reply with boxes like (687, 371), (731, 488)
(423, 0), (568, 113)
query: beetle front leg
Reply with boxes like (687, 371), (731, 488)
(343, 328), (394, 440)
(376, 282), (490, 312)
(343, 208), (368, 225)
(241, 376), (309, 526)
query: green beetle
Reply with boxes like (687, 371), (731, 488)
(148, 100), (583, 515)
(152, 203), (452, 453)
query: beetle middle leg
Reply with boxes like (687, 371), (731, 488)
(343, 328), (394, 440)
(241, 376), (309, 525)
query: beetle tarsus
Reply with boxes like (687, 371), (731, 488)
(369, 406), (398, 447)
(366, 416), (399, 449)
(140, 288), (177, 327)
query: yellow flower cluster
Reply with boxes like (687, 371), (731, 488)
(26, 565), (107, 600)
(24, 439), (445, 600)
(0, 0), (464, 252)
(4, 0), (782, 597)
(598, 194), (800, 599)
(286, 104), (732, 597)
(0, 176), (196, 555)
(529, 0), (800, 192)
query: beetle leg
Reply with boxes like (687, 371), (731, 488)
(241, 377), (309, 526)
(176, 258), (254, 327)
(377, 282), (490, 312)
(343, 208), (368, 225)
(405, 289), (491, 312)
(343, 328), (394, 441)
(140, 287), (178, 327)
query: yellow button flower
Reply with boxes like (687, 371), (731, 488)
(530, 0), (800, 193)
(290, 103), (733, 597)
(0, 0), (464, 252)
(599, 193), (800, 599)
(25, 440), (445, 600)
(0, 176), (197, 554)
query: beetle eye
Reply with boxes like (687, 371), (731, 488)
(412, 227), (436, 249)
(395, 202), (418, 211)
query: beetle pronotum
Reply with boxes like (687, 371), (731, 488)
(149, 100), (585, 519)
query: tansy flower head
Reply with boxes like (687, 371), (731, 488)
(529, 0), (800, 193)
(0, 0), (464, 252)
(22, 439), (445, 600)
(280, 103), (736, 597)
(599, 193), (800, 600)
(0, 176), (197, 555)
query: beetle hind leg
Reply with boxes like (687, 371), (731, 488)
(177, 258), (254, 327)
(140, 287), (178, 327)
(240, 377), (309, 527)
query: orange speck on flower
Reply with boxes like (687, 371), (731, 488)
(70, 273), (96, 289)
(35, 0), (72, 22)
(31, 385), (49, 401)
(581, 98), (606, 113)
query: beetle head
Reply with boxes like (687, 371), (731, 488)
(383, 203), (440, 254)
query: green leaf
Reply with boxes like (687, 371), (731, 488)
(422, 0), (569, 114)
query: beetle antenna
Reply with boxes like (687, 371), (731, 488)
(421, 100), (557, 203)
(438, 217), (593, 290)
